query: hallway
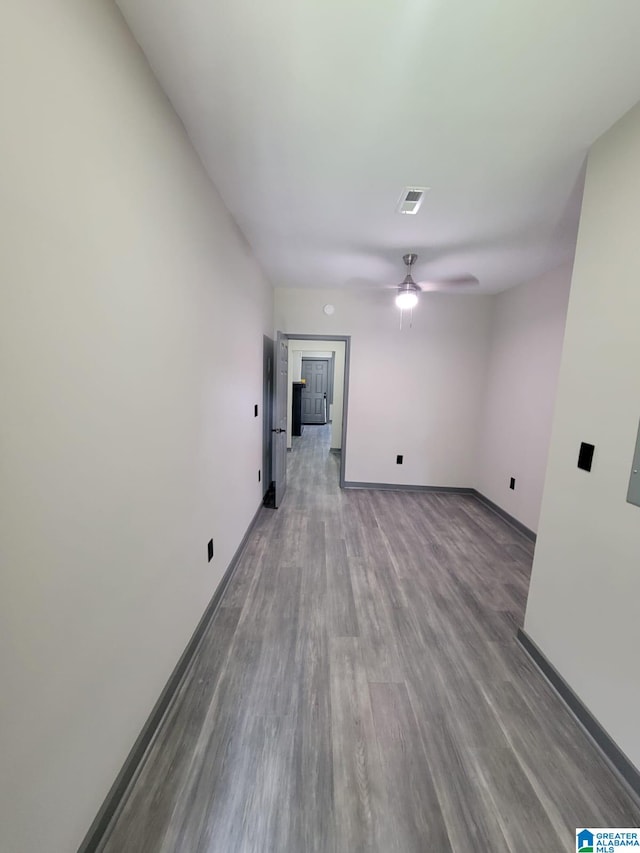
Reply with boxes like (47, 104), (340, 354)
(101, 425), (640, 852)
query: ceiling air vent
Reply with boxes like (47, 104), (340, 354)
(396, 186), (429, 215)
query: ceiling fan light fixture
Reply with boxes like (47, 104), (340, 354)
(396, 289), (418, 310)
(396, 253), (420, 310)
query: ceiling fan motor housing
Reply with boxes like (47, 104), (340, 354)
(398, 253), (420, 293)
(399, 276), (419, 295)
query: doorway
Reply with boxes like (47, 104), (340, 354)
(265, 334), (350, 505)
(273, 334), (350, 494)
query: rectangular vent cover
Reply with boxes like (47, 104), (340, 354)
(396, 186), (429, 215)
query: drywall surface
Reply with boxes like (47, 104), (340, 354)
(275, 290), (492, 486)
(0, 2), (272, 851)
(524, 102), (640, 770)
(287, 341), (345, 449)
(476, 264), (572, 532)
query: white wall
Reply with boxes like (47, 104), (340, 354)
(287, 341), (345, 449)
(524, 102), (640, 770)
(476, 265), (572, 532)
(0, 3), (272, 852)
(275, 290), (492, 486)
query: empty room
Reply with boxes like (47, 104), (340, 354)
(2, 1), (640, 852)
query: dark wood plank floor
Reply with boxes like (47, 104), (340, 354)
(101, 425), (640, 853)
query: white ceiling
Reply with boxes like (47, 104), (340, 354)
(117, 0), (640, 293)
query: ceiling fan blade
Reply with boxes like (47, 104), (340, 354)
(345, 276), (379, 291)
(417, 275), (479, 289)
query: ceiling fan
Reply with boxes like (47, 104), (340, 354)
(394, 253), (478, 309)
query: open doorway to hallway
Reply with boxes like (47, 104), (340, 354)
(265, 334), (350, 505)
(288, 337), (347, 484)
(287, 338), (346, 455)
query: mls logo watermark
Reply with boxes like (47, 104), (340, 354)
(577, 829), (595, 852)
(576, 828), (640, 852)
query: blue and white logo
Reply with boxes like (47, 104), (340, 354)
(576, 828), (640, 852)
(577, 830), (594, 852)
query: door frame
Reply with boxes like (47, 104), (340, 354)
(272, 332), (289, 508)
(301, 355), (335, 405)
(282, 333), (351, 488)
(262, 335), (274, 498)
(300, 357), (330, 424)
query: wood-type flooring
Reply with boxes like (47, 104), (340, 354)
(101, 424), (640, 852)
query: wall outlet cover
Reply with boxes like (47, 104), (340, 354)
(578, 442), (595, 472)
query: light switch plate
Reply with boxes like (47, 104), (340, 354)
(578, 442), (595, 472)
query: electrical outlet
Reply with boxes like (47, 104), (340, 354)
(509, 477), (515, 490)
(396, 454), (403, 464)
(207, 539), (214, 562)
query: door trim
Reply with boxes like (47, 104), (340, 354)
(273, 332), (289, 507)
(300, 357), (330, 425)
(262, 335), (274, 498)
(300, 356), (334, 406)
(284, 334), (351, 488)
